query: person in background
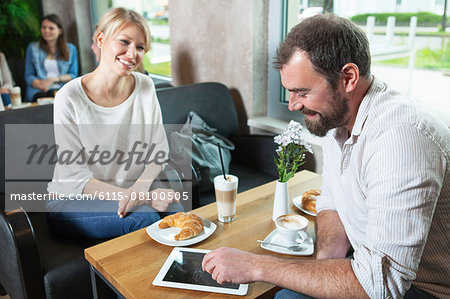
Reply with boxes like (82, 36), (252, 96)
(202, 14), (449, 298)
(47, 7), (182, 239)
(0, 51), (14, 107)
(24, 14), (78, 102)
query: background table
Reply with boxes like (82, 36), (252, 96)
(85, 170), (322, 298)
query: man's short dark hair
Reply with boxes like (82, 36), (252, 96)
(274, 14), (371, 87)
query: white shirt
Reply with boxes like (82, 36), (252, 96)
(47, 72), (168, 197)
(44, 58), (60, 90)
(316, 76), (450, 298)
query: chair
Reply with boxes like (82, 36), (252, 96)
(0, 161), (190, 299)
(0, 105), (194, 298)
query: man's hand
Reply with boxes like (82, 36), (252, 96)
(202, 247), (368, 298)
(202, 247), (261, 284)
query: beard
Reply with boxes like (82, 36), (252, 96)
(302, 89), (350, 137)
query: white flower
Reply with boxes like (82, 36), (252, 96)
(273, 121), (313, 153)
(273, 121), (313, 182)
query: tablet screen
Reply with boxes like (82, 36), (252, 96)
(163, 251), (240, 289)
(153, 247), (248, 295)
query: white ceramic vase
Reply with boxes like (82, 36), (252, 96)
(272, 181), (290, 221)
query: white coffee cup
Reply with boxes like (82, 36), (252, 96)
(10, 86), (22, 106)
(214, 174), (238, 223)
(275, 214), (309, 246)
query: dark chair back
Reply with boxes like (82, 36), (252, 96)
(0, 105), (53, 298)
(157, 82), (239, 138)
(0, 105), (53, 199)
(0, 207), (46, 299)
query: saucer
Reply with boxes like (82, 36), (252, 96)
(146, 218), (216, 246)
(37, 97), (54, 105)
(260, 229), (314, 256)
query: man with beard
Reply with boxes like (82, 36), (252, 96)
(202, 14), (449, 298)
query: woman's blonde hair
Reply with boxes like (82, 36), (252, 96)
(97, 7), (151, 52)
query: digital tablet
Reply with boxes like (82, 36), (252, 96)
(153, 247), (249, 296)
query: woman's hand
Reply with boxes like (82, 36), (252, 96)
(117, 187), (144, 218)
(149, 188), (178, 212)
(117, 187), (178, 218)
(0, 88), (9, 94)
(32, 78), (58, 92)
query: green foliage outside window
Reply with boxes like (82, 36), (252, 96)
(142, 53), (170, 77)
(0, 0), (41, 59)
(380, 42), (450, 70)
(350, 12), (450, 27)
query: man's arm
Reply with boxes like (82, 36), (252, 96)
(202, 247), (368, 299)
(316, 210), (351, 260)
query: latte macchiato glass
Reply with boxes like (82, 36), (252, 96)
(10, 86), (22, 106)
(275, 214), (309, 245)
(213, 174), (238, 223)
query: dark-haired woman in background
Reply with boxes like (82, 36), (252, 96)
(24, 14), (78, 102)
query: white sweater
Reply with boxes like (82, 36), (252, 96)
(47, 72), (168, 197)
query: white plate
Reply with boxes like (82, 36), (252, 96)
(260, 229), (314, 256)
(10, 103), (32, 109)
(146, 217), (217, 246)
(37, 97), (54, 105)
(293, 196), (317, 216)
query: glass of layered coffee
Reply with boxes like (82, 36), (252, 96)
(213, 174), (238, 223)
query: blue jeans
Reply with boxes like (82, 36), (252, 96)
(46, 199), (184, 239)
(274, 289), (313, 299)
(1, 93), (11, 107)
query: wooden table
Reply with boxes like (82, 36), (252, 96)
(85, 170), (322, 298)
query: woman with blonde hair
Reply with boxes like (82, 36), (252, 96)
(47, 8), (182, 239)
(24, 14), (78, 101)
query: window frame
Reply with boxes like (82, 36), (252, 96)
(268, 0), (304, 123)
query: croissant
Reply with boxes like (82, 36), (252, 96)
(159, 212), (204, 241)
(301, 189), (321, 213)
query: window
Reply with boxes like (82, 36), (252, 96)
(90, 0), (171, 78)
(267, 0), (449, 127)
(268, 0), (305, 123)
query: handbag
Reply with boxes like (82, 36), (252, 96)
(170, 111), (235, 192)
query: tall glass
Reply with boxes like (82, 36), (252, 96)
(213, 174), (238, 223)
